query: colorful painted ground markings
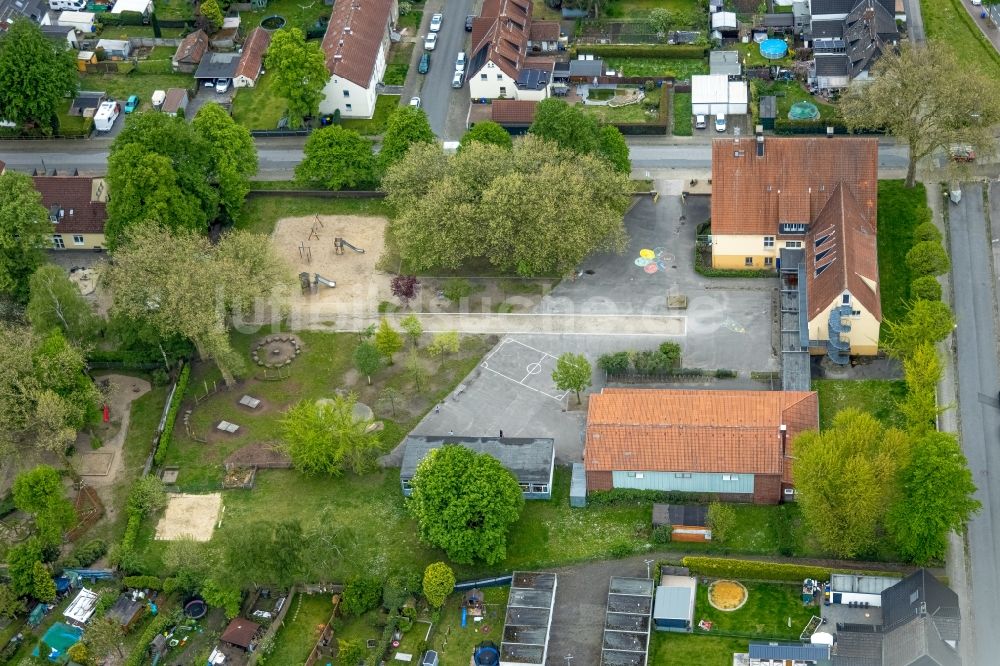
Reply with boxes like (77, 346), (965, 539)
(634, 246), (675, 274)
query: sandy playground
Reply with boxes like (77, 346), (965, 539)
(155, 493), (223, 541)
(272, 214), (394, 314)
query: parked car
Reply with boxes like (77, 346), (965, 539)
(429, 13), (443, 31)
(124, 95), (140, 113)
(455, 51), (467, 73)
(424, 33), (438, 50)
(452, 71), (465, 88)
(409, 96), (422, 108)
(694, 114), (707, 129)
(950, 144), (976, 162)
(714, 113), (727, 132)
(215, 78), (230, 93)
(465, 15), (474, 31)
(972, 0), (982, 6)
(418, 52), (431, 74)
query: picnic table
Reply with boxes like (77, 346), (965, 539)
(216, 421), (240, 433)
(239, 395), (261, 409)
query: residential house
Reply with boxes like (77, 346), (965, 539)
(161, 87), (189, 116)
(33, 173), (109, 250)
(583, 388), (819, 504)
(96, 38), (131, 59)
(489, 98), (536, 134)
(399, 436), (555, 499)
(527, 18), (560, 53)
(468, 0), (553, 101)
(318, 0), (398, 119)
(809, 0), (897, 87)
(194, 51), (240, 85)
(110, 0), (152, 17)
(691, 74), (748, 116)
(709, 136), (881, 358)
(831, 570), (961, 666)
(172, 28), (208, 73)
(233, 26), (270, 87)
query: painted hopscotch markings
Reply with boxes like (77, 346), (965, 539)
(481, 338), (569, 402)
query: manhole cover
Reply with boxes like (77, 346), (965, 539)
(584, 269), (595, 275)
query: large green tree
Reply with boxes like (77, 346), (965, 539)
(382, 136), (630, 275)
(103, 224), (289, 386)
(6, 538), (44, 597)
(279, 393), (382, 475)
(84, 617), (125, 661)
(459, 122), (513, 150)
(0, 171), (49, 302)
(529, 98), (631, 172)
(265, 28), (329, 128)
(0, 19), (76, 128)
(106, 113), (218, 247)
(792, 409), (909, 558)
(886, 299), (955, 358)
(887, 431), (979, 565)
(422, 562), (455, 608)
(192, 103), (258, 222)
(296, 125), (377, 190)
(0, 584), (25, 620)
(840, 44), (1000, 187)
(408, 445), (524, 564)
(13, 466), (76, 548)
(378, 105), (436, 172)
(551, 353), (592, 405)
(27, 264), (99, 343)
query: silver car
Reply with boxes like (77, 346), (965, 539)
(452, 71), (465, 88)
(455, 51), (467, 73)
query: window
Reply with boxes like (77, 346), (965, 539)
(764, 257), (774, 267)
(530, 484), (548, 494)
(519, 483), (530, 492)
(763, 236), (775, 248)
(52, 235), (64, 249)
(816, 248), (832, 261)
(815, 261), (832, 277)
(499, 86), (507, 96)
(401, 479), (412, 490)
(744, 257), (753, 266)
(73, 235), (84, 245)
(496, 74), (503, 81)
(785, 241), (802, 248)
(345, 103), (352, 111)
(342, 90), (350, 98)
(814, 233), (831, 247)
(842, 293), (851, 305)
(910, 590), (920, 604)
(722, 474), (739, 481)
(674, 473), (692, 479)
(780, 223), (807, 234)
(481, 73), (487, 80)
(626, 472), (644, 479)
(851, 309), (862, 316)
(783, 488), (795, 496)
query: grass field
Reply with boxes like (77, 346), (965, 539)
(650, 633), (746, 666)
(877, 180), (930, 325)
(922, 0), (1000, 82)
(693, 581), (815, 640)
(78, 71), (193, 105)
(577, 88), (662, 123)
(234, 195), (391, 235)
(231, 72), (288, 131)
(604, 0), (700, 16)
(814, 379), (907, 430)
(98, 26), (186, 39)
(605, 57), (708, 79)
(756, 80), (840, 122)
(156, 0), (194, 20)
(239, 0), (331, 34)
(672, 91), (692, 135)
(269, 594), (335, 664)
(340, 95), (401, 135)
(430, 587), (509, 666)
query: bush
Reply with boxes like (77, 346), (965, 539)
(123, 575), (162, 591)
(442, 278), (475, 303)
(905, 241), (951, 277)
(154, 363), (190, 466)
(913, 221), (942, 243)
(63, 539), (107, 568)
(124, 614), (172, 666)
(910, 275), (942, 301)
(127, 475), (167, 518)
(707, 502), (736, 542)
(587, 488), (712, 506)
(571, 44), (706, 59)
(609, 541), (633, 558)
(598, 351), (630, 374)
(715, 369), (737, 378)
(651, 525), (672, 544)
(658, 342), (681, 367)
(773, 119), (853, 135)
(342, 575), (382, 617)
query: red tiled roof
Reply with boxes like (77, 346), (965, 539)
(236, 27), (270, 82)
(710, 136), (878, 236)
(162, 88), (187, 113)
(32, 176), (107, 234)
(471, 0), (531, 80)
(584, 389), (818, 482)
(491, 99), (536, 123)
(529, 20), (560, 42)
(322, 0), (395, 88)
(805, 183), (882, 320)
(173, 29), (208, 65)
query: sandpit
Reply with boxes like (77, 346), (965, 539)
(707, 580), (748, 611)
(155, 493), (223, 541)
(271, 214), (393, 315)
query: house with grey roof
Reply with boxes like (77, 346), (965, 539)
(809, 0), (898, 87)
(399, 436), (554, 499)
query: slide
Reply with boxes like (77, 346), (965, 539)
(314, 274), (336, 288)
(339, 239), (365, 254)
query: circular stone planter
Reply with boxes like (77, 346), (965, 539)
(260, 15), (286, 30)
(252, 334), (302, 369)
(707, 580), (748, 612)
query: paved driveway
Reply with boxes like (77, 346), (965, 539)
(415, 0), (475, 139)
(186, 86), (235, 121)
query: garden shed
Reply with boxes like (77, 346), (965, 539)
(651, 504), (711, 542)
(709, 50), (741, 77)
(652, 576), (696, 633)
(760, 95), (776, 130)
(570, 463), (586, 508)
(220, 618), (261, 650)
(400, 436), (554, 499)
(106, 594), (146, 630)
(63, 587), (99, 627)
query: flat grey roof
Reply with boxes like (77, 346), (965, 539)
(831, 574), (900, 595)
(400, 436), (554, 483)
(610, 578), (655, 597)
(653, 586), (692, 621)
(602, 578), (653, 666)
(569, 58), (605, 77)
(501, 571), (557, 666)
(194, 52), (240, 80)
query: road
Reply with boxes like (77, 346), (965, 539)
(905, 0), (926, 45)
(947, 181), (1000, 666)
(0, 137), (911, 177)
(413, 0), (475, 139)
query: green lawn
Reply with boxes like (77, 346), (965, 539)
(155, 0), (194, 20)
(672, 91), (692, 135)
(269, 593), (335, 664)
(922, 0), (1000, 82)
(578, 88), (663, 124)
(340, 95), (401, 135)
(78, 71), (193, 105)
(605, 57), (708, 78)
(98, 26), (186, 39)
(430, 587), (508, 666)
(604, 0), (700, 17)
(650, 632), (747, 666)
(56, 105), (92, 135)
(240, 0), (332, 34)
(877, 180), (930, 325)
(398, 10), (423, 31)
(231, 71), (288, 131)
(814, 379), (908, 430)
(234, 195), (390, 234)
(693, 581), (815, 640)
(384, 42), (414, 85)
(756, 80), (840, 122)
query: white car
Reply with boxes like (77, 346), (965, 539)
(715, 113), (727, 132)
(429, 13), (443, 32)
(452, 70), (465, 88)
(409, 96), (421, 108)
(424, 33), (438, 50)
(694, 114), (707, 129)
(215, 78), (230, 94)
(455, 51), (467, 73)
(972, 0), (982, 6)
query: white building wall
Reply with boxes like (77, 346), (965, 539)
(469, 61), (518, 100)
(319, 42), (386, 118)
(516, 86), (550, 102)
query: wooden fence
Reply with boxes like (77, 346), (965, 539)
(304, 596), (341, 666)
(67, 485), (105, 542)
(248, 586), (299, 666)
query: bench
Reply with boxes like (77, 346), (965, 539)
(239, 395), (261, 409)
(453, 383), (467, 400)
(216, 421), (240, 433)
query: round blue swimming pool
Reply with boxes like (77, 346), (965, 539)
(760, 38), (789, 59)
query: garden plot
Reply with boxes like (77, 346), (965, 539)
(155, 493), (223, 541)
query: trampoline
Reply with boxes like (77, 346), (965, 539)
(473, 642), (500, 666)
(184, 598), (207, 619)
(760, 38), (788, 59)
(788, 101), (819, 120)
(32, 622), (82, 661)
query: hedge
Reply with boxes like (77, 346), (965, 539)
(588, 488), (714, 506)
(153, 363), (190, 466)
(681, 556), (904, 583)
(63, 539), (107, 568)
(366, 616), (400, 666)
(571, 44), (706, 59)
(124, 575), (162, 591)
(124, 614), (171, 666)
